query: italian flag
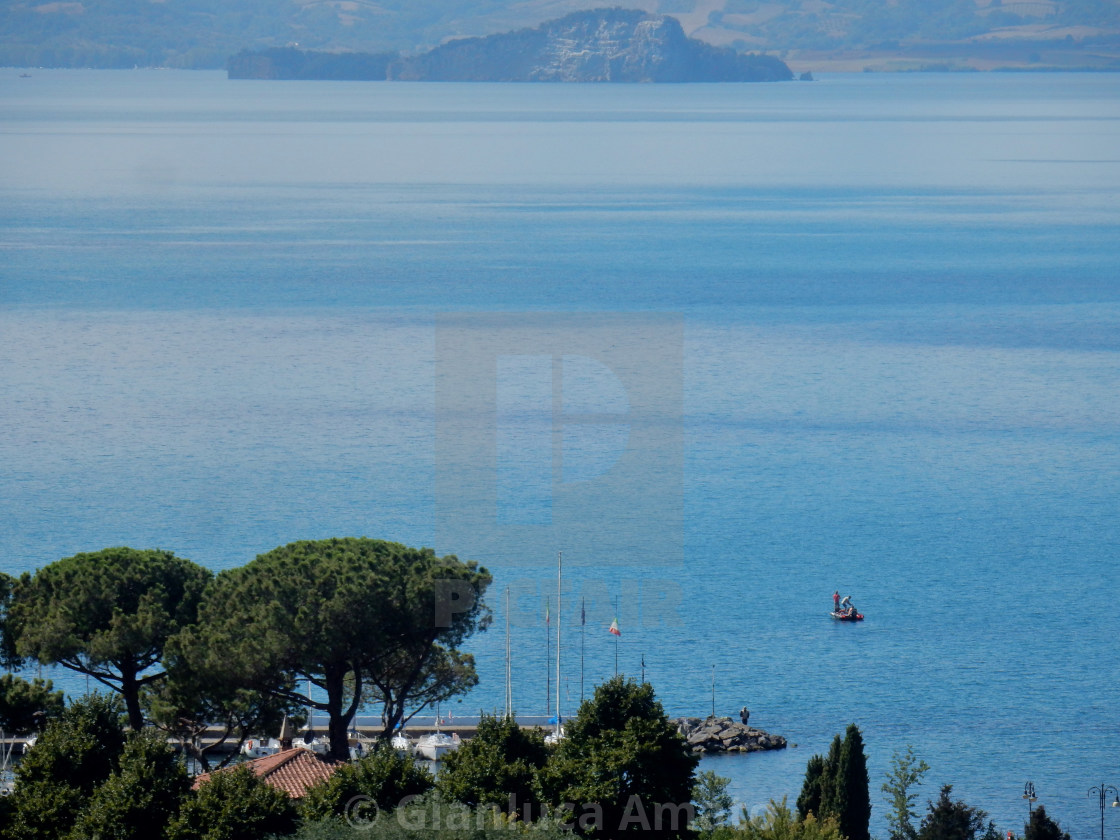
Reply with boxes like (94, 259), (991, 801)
(608, 617), (621, 636)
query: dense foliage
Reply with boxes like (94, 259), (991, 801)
(1022, 805), (1071, 840)
(6, 547), (211, 730)
(287, 794), (575, 840)
(2, 693), (128, 840)
(167, 764), (299, 840)
(538, 676), (698, 839)
(916, 785), (1001, 840)
(437, 713), (549, 813)
(692, 770), (734, 837)
(70, 730), (191, 840)
(739, 799), (844, 840)
(300, 743), (434, 821)
(882, 745), (931, 840)
(833, 724), (871, 840)
(143, 653), (305, 772)
(797, 724), (870, 840)
(0, 673), (64, 735)
(175, 537), (490, 760)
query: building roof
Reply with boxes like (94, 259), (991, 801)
(193, 748), (345, 799)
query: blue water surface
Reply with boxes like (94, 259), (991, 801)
(2, 69), (1119, 838)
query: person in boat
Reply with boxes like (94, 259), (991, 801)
(833, 590), (840, 613)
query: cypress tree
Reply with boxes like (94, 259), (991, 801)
(818, 734), (843, 821)
(798, 754), (826, 820)
(1023, 805), (1071, 840)
(834, 723), (871, 840)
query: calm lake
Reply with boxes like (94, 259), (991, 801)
(2, 69), (1119, 837)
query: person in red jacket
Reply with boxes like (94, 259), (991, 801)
(832, 590), (840, 613)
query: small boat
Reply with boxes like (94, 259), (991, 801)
(241, 737), (283, 758)
(415, 730), (459, 761)
(345, 729), (378, 759)
(1, 728), (16, 795)
(830, 610), (864, 622)
(545, 725), (565, 746)
(294, 729), (331, 756)
(390, 732), (412, 755)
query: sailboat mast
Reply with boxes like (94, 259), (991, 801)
(555, 550), (562, 733)
(545, 595), (550, 717)
(505, 586), (512, 719)
(580, 596), (585, 702)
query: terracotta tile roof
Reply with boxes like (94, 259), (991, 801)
(193, 748), (345, 799)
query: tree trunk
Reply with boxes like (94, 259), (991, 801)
(120, 666), (145, 731)
(324, 666), (355, 762)
(380, 692), (404, 742)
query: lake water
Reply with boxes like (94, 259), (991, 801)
(2, 69), (1120, 837)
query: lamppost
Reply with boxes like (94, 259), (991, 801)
(1087, 783), (1119, 840)
(1023, 782), (1037, 821)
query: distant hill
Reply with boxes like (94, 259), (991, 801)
(388, 8), (792, 80)
(229, 9), (791, 81)
(2, 0), (1118, 70)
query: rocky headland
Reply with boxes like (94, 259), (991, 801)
(674, 716), (788, 754)
(228, 9), (792, 82)
(389, 9), (792, 82)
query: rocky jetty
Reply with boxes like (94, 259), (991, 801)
(674, 716), (788, 754)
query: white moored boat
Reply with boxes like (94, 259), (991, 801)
(415, 731), (459, 761)
(391, 732), (412, 755)
(241, 737), (283, 758)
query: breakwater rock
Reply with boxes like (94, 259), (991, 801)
(673, 717), (788, 754)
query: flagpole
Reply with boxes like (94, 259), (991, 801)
(545, 595), (551, 718)
(505, 586), (512, 719)
(614, 595), (619, 676)
(580, 596), (586, 702)
(555, 551), (562, 733)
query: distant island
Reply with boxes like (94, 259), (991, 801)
(5, 0), (1118, 71)
(227, 9), (793, 83)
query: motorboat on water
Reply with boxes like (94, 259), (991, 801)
(415, 731), (459, 761)
(830, 609), (864, 622)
